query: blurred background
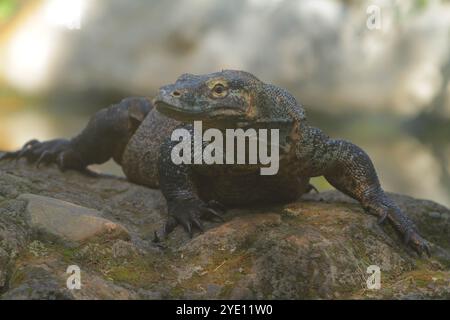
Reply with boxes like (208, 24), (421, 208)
(0, 0), (449, 206)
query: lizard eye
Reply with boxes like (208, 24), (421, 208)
(212, 83), (227, 97)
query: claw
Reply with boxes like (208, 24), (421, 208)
(56, 153), (66, 171)
(163, 216), (178, 237)
(192, 217), (204, 233)
(416, 247), (424, 258)
(415, 239), (431, 258)
(404, 230), (412, 245)
(207, 200), (226, 213)
(184, 222), (193, 238)
(404, 229), (431, 258)
(36, 151), (53, 168)
(201, 207), (225, 222)
(368, 201), (431, 257)
(377, 212), (388, 225)
(164, 198), (227, 238)
(152, 231), (160, 243)
(424, 243), (431, 258)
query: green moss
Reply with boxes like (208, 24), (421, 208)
(60, 247), (77, 261)
(57, 241), (175, 289)
(43, 239), (178, 291)
(107, 257), (164, 287)
(9, 268), (26, 287)
(405, 270), (449, 287)
(218, 283), (235, 299)
(168, 286), (185, 299)
(166, 249), (254, 299)
(108, 266), (141, 284)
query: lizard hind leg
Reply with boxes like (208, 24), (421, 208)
(0, 97), (153, 172)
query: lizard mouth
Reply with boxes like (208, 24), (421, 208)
(154, 100), (205, 119)
(153, 99), (246, 122)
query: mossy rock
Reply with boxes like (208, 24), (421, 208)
(0, 160), (449, 299)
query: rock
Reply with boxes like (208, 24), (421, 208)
(0, 160), (449, 299)
(2, 264), (74, 300)
(0, 247), (9, 288)
(18, 193), (129, 243)
(112, 240), (138, 259)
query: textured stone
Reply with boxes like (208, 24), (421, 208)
(18, 194), (129, 243)
(0, 160), (449, 299)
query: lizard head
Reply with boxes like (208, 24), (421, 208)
(154, 70), (290, 127)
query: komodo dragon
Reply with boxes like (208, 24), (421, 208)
(0, 70), (430, 255)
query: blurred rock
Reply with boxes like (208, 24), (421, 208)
(1, 0), (450, 116)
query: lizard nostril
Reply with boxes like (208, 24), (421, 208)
(171, 90), (181, 97)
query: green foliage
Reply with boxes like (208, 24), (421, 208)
(414, 0), (428, 10)
(0, 0), (18, 22)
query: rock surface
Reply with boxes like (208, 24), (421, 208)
(0, 158), (449, 299)
(19, 194), (129, 243)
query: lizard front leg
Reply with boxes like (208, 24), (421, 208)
(321, 138), (430, 256)
(158, 133), (225, 238)
(298, 125), (431, 256)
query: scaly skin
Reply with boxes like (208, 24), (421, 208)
(0, 70), (430, 256)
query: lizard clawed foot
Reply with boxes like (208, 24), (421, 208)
(162, 198), (226, 238)
(202, 200), (226, 222)
(374, 205), (432, 257)
(1, 139), (43, 162)
(0, 139), (85, 171)
(404, 228), (431, 257)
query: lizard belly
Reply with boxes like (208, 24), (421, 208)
(195, 165), (310, 206)
(121, 110), (179, 188)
